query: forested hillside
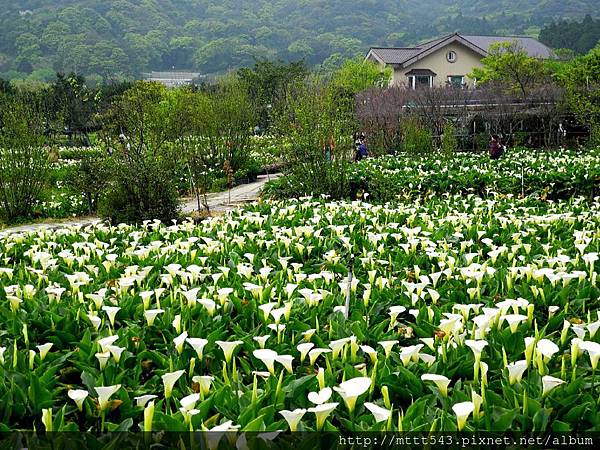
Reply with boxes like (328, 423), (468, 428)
(0, 0), (598, 81)
(540, 15), (600, 54)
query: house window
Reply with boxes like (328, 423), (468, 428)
(447, 50), (457, 63)
(447, 75), (464, 87)
(408, 75), (433, 89)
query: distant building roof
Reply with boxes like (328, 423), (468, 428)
(143, 71), (201, 80)
(141, 71), (203, 87)
(366, 33), (553, 67)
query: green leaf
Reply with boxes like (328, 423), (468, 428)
(551, 420), (571, 432)
(490, 407), (517, 431)
(27, 375), (53, 413)
(532, 408), (550, 432)
(243, 414), (265, 432)
(81, 371), (96, 392)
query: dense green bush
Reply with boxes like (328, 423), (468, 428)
(65, 153), (111, 214)
(234, 156), (262, 183)
(401, 118), (433, 154)
(440, 121), (458, 156)
(98, 156), (180, 225)
(272, 81), (356, 198)
(97, 82), (181, 224)
(474, 132), (490, 152)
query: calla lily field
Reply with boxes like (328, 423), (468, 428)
(1, 191), (600, 436)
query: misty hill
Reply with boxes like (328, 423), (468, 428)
(0, 0), (598, 81)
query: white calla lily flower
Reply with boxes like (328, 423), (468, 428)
(173, 331), (188, 355)
(308, 387), (332, 405)
(186, 337), (209, 359)
(216, 340), (243, 364)
(542, 375), (565, 396)
(134, 394), (158, 408)
(36, 343), (53, 361)
(378, 340), (398, 359)
(279, 408), (306, 432)
(68, 389), (89, 411)
(193, 375), (215, 397)
(364, 402), (392, 423)
(506, 360), (528, 384)
(95, 384), (121, 411)
(333, 377), (372, 413)
(421, 374), (450, 397)
(253, 349), (278, 375)
(452, 401), (474, 431)
(162, 370), (185, 399)
(308, 402), (338, 430)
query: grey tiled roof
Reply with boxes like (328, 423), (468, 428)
(461, 35), (553, 58)
(368, 33), (553, 65)
(369, 47), (422, 64)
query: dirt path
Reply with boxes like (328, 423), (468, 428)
(0, 173), (281, 235)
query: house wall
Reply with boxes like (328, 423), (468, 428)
(391, 42), (484, 88)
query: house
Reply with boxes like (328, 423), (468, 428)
(142, 71), (202, 88)
(365, 33), (553, 89)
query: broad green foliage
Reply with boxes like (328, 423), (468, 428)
(469, 42), (550, 99)
(0, 194), (599, 436)
(559, 44), (600, 145)
(330, 59), (392, 94)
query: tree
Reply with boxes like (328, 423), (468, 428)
(470, 41), (550, 99)
(50, 73), (98, 140)
(97, 81), (180, 224)
(0, 95), (49, 221)
(540, 15), (600, 55)
(66, 153), (110, 215)
(0, 78), (12, 94)
(273, 80), (355, 198)
(174, 79), (255, 214)
(330, 58), (392, 93)
(440, 121), (458, 156)
(560, 44), (600, 145)
(237, 59), (309, 130)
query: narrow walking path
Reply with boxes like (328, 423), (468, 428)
(0, 173), (281, 235)
(181, 172), (280, 214)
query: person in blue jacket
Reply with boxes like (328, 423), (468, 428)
(354, 136), (369, 162)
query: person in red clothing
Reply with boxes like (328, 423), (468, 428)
(489, 134), (504, 160)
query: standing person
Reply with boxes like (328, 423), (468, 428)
(323, 135), (335, 162)
(355, 137), (369, 162)
(489, 134), (503, 160)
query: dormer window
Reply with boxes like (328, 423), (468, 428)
(447, 51), (457, 63)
